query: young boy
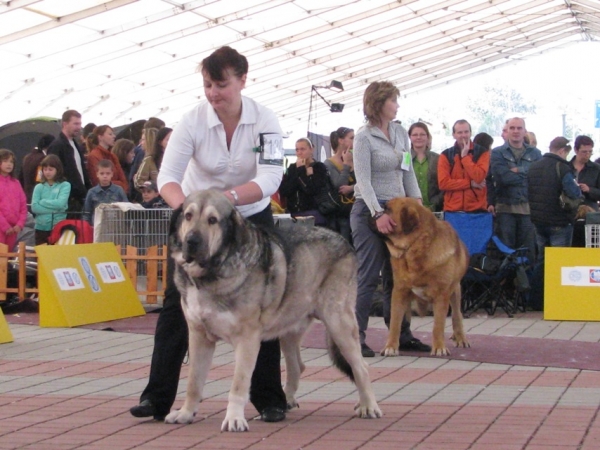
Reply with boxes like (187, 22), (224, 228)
(139, 180), (168, 208)
(83, 159), (128, 225)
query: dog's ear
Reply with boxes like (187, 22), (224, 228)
(400, 204), (420, 234)
(225, 207), (246, 245)
(169, 205), (184, 247)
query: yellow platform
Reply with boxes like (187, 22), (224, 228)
(544, 247), (600, 321)
(36, 243), (145, 327)
(0, 309), (13, 343)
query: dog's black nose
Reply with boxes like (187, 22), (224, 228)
(184, 234), (201, 263)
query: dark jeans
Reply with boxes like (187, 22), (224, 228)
(350, 199), (413, 345)
(534, 223), (573, 261)
(495, 212), (537, 264)
(140, 205), (287, 416)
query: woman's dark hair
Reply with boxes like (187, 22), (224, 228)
(39, 154), (66, 183)
(473, 132), (494, 150)
(86, 125), (112, 152)
(152, 127), (173, 167)
(112, 138), (135, 167)
(82, 123), (97, 139)
(200, 46), (248, 81)
(36, 134), (55, 152)
(330, 127), (353, 151)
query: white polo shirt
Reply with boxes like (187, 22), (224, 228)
(158, 96), (284, 218)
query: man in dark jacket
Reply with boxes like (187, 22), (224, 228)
(490, 117), (542, 263)
(528, 137), (583, 258)
(570, 135), (600, 211)
(48, 110), (91, 213)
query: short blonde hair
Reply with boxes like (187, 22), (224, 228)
(363, 81), (399, 126)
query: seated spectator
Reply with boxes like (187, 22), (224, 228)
(409, 122), (443, 212)
(570, 135), (599, 211)
(324, 126), (355, 241)
(139, 181), (168, 208)
(438, 119), (490, 212)
(279, 138), (328, 226)
(19, 134), (55, 204)
(86, 125), (129, 193)
(83, 160), (128, 225)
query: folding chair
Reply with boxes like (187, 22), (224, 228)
(445, 212), (530, 318)
(461, 236), (530, 317)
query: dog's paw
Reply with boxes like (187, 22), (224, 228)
(430, 346), (451, 356)
(286, 400), (299, 410)
(165, 409), (195, 424)
(380, 346), (399, 357)
(455, 339), (471, 348)
(354, 402), (383, 419)
(221, 414), (249, 432)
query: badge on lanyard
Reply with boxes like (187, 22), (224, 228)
(401, 151), (411, 171)
(254, 132), (284, 166)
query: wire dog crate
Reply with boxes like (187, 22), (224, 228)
(585, 224), (600, 248)
(94, 206), (173, 274)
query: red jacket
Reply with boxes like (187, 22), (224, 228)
(87, 146), (129, 193)
(438, 142), (490, 212)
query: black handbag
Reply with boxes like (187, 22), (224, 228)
(315, 178), (342, 216)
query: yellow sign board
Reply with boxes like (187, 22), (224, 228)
(545, 247), (600, 321)
(36, 243), (145, 327)
(0, 309), (13, 343)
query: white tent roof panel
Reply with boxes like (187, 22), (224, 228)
(0, 0), (598, 130)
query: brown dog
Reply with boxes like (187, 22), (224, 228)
(381, 197), (470, 356)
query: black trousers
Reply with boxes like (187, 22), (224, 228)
(140, 205), (287, 416)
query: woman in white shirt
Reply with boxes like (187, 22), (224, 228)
(130, 46), (287, 424)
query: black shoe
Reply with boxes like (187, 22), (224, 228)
(361, 343), (375, 358)
(130, 399), (166, 421)
(399, 338), (432, 353)
(260, 407), (286, 423)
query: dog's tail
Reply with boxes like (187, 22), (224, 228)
(326, 334), (355, 383)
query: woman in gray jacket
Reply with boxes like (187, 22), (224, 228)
(351, 81), (431, 357)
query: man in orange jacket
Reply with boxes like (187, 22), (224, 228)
(438, 119), (490, 212)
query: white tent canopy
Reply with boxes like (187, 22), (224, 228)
(1, 0), (598, 131)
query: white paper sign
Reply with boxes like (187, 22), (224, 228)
(53, 268), (85, 291)
(96, 262), (125, 284)
(561, 266), (600, 287)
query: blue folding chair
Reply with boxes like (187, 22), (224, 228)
(445, 212), (529, 317)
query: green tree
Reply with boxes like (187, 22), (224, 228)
(467, 84), (537, 135)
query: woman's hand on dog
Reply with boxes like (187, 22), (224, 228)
(376, 213), (396, 234)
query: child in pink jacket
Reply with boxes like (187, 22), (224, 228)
(0, 149), (28, 250)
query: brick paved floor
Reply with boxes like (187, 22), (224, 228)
(1, 312), (599, 449)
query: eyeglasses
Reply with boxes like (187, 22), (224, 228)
(337, 127), (352, 137)
(579, 150), (593, 155)
(410, 133), (428, 138)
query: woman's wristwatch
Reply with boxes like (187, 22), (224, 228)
(373, 211), (385, 220)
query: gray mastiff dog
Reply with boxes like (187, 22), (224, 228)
(165, 190), (381, 431)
